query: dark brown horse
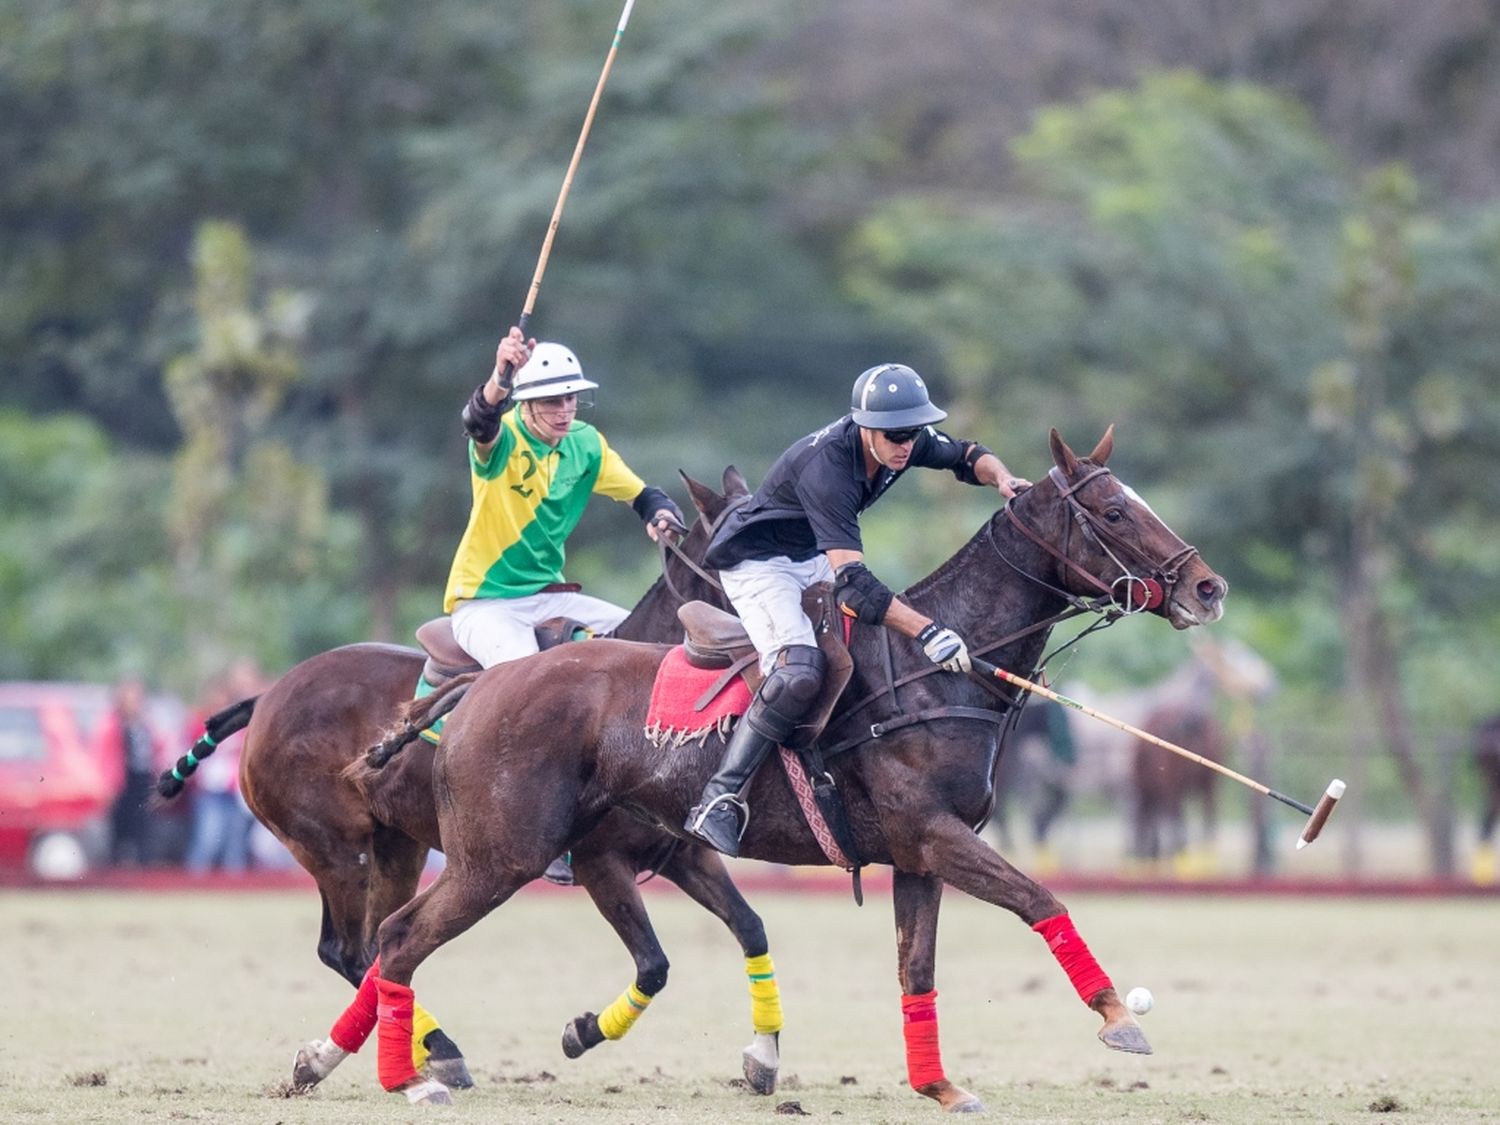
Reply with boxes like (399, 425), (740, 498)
(162, 469), (791, 1093)
(330, 427), (1229, 1111)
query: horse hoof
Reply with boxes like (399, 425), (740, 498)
(1099, 1019), (1153, 1055)
(291, 1038), (348, 1088)
(424, 1056), (474, 1089)
(401, 1078), (453, 1105)
(421, 1029), (473, 1089)
(562, 1013), (603, 1059)
(741, 1031), (779, 1095)
(916, 1079), (985, 1113)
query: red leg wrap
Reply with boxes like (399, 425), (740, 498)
(1033, 912), (1112, 1004)
(329, 957), (381, 1053)
(900, 989), (947, 1089)
(375, 977), (421, 1091)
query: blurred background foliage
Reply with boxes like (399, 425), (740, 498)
(3, 0), (1500, 789)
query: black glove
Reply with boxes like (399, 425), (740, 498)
(917, 622), (971, 673)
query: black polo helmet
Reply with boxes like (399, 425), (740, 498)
(849, 363), (948, 429)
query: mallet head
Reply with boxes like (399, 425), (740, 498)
(1296, 778), (1346, 850)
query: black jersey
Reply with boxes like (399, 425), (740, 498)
(705, 415), (981, 569)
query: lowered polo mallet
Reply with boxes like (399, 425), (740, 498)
(508, 0), (638, 348)
(970, 657), (1345, 849)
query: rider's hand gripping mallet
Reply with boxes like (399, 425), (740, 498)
(499, 0), (639, 383)
(969, 658), (1345, 849)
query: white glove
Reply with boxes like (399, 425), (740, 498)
(917, 623), (971, 673)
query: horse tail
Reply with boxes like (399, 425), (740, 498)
(342, 672), (480, 788)
(156, 696), (259, 800)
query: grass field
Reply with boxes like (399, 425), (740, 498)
(2, 885), (1496, 1123)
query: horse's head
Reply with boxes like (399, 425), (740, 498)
(1014, 426), (1227, 630)
(681, 465), (750, 529)
(654, 465), (749, 609)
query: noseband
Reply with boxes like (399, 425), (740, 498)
(1001, 465), (1201, 616)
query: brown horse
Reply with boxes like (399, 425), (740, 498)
(161, 469), (792, 1093)
(328, 427), (1229, 1111)
(1129, 701), (1224, 867)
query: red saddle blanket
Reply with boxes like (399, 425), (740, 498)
(644, 646), (752, 743)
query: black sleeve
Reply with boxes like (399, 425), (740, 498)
(631, 485), (683, 525)
(794, 447), (865, 553)
(911, 427), (991, 485)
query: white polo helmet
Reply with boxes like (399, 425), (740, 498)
(512, 342), (599, 401)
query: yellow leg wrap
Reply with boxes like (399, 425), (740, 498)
(597, 983), (653, 1041)
(746, 953), (784, 1035)
(411, 1004), (441, 1071)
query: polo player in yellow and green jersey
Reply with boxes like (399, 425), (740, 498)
(447, 325), (685, 669)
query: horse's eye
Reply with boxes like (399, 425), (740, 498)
(1104, 508), (1124, 524)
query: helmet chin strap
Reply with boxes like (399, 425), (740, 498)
(864, 429), (894, 470)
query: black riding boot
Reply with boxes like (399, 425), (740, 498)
(684, 718), (779, 857)
(684, 644), (826, 858)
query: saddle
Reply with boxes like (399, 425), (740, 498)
(676, 585), (853, 751)
(670, 585), (866, 897)
(414, 604), (591, 690)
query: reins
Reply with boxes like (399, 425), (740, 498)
(655, 496), (744, 604)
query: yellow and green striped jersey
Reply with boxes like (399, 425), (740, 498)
(443, 411), (645, 610)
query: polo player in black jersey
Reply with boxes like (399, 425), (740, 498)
(685, 364), (1031, 856)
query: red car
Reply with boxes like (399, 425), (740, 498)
(0, 682), (182, 878)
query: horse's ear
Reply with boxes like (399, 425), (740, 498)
(1049, 428), (1080, 477)
(1088, 424), (1115, 465)
(679, 469), (725, 521)
(722, 465), (750, 499)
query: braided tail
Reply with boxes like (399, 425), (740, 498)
(156, 696), (259, 799)
(359, 673), (479, 773)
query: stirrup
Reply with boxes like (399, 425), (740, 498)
(689, 792), (750, 840)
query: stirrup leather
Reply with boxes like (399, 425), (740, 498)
(689, 792), (750, 840)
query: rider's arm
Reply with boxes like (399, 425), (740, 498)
(464, 329), (531, 463)
(593, 437), (685, 539)
(827, 549), (931, 639)
(909, 427), (1030, 499)
(632, 485), (686, 541)
(969, 451), (1030, 499)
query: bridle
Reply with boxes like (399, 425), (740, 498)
(653, 497), (740, 605)
(1000, 464), (1201, 617)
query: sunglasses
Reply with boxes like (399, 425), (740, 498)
(881, 428), (922, 444)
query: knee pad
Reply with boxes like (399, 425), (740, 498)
(748, 645), (827, 741)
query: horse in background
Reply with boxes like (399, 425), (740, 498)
(1473, 715), (1500, 884)
(1062, 635), (1276, 876)
(989, 697), (1075, 871)
(1126, 635), (1276, 874)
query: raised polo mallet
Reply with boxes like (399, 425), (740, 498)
(970, 658), (1345, 849)
(502, 0), (639, 367)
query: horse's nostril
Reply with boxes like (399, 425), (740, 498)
(1197, 579), (1220, 603)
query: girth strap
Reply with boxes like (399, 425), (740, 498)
(817, 705), (1005, 760)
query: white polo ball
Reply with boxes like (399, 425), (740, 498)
(1125, 986), (1154, 1015)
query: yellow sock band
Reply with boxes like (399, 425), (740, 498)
(597, 983), (653, 1041)
(411, 1004), (441, 1071)
(746, 953), (784, 1034)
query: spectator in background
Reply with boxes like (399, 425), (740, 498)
(184, 660), (261, 875)
(100, 677), (159, 866)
